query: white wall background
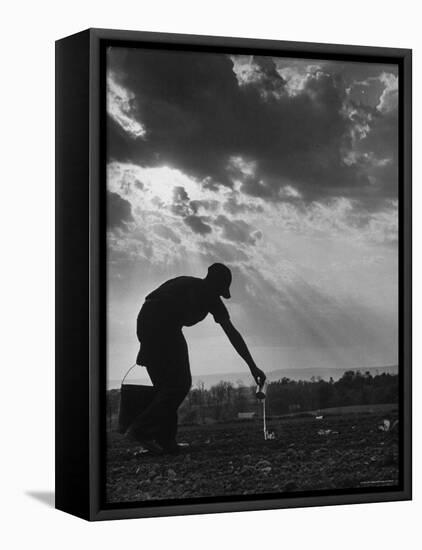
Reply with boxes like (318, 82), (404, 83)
(0, 1), (418, 548)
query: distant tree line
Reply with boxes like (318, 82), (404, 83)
(107, 370), (398, 426)
(265, 371), (398, 415)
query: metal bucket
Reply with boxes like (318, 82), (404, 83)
(118, 383), (156, 434)
(117, 364), (157, 433)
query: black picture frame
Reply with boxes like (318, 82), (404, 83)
(55, 28), (412, 521)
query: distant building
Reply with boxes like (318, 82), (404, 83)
(237, 412), (257, 420)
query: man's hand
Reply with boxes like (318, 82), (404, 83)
(250, 366), (266, 386)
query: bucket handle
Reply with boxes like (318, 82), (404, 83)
(121, 363), (138, 386)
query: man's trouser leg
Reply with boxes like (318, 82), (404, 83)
(130, 334), (191, 443)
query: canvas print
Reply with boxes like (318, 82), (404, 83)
(105, 46), (400, 505)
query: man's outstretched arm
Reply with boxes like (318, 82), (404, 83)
(219, 319), (266, 385)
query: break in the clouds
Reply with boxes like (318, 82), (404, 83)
(107, 72), (146, 138)
(106, 46), (399, 383)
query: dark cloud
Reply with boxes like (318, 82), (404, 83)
(214, 214), (262, 245)
(169, 184), (262, 243)
(357, 108), (398, 202)
(223, 195), (263, 215)
(347, 78), (385, 109)
(171, 186), (221, 218)
(171, 185), (191, 216)
(184, 215), (212, 235)
(252, 56), (287, 97)
(190, 199), (220, 213)
(107, 191), (133, 228)
(107, 47), (398, 209)
(152, 224), (181, 244)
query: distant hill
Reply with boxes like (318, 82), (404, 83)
(108, 365), (398, 390)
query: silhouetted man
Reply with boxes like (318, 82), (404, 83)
(127, 263), (266, 454)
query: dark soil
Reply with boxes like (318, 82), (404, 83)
(106, 412), (399, 504)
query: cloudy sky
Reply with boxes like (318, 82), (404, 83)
(106, 46), (398, 385)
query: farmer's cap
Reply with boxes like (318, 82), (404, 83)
(207, 263), (232, 299)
